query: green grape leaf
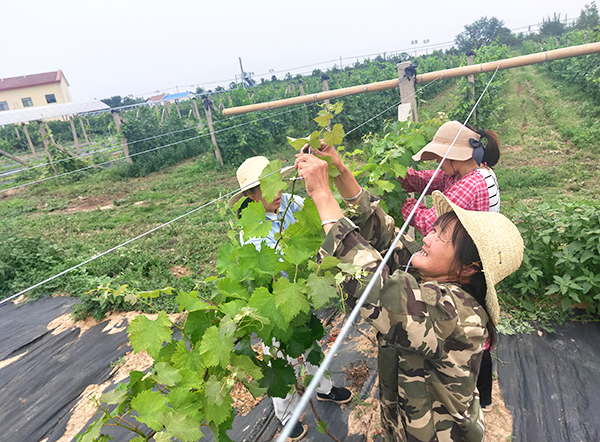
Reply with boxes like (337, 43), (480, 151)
(317, 420), (328, 434)
(248, 286), (286, 331)
(128, 312), (172, 360)
(237, 203), (270, 242)
(198, 325), (234, 368)
(260, 160), (288, 203)
(308, 256), (341, 273)
(216, 242), (236, 274)
(308, 130), (323, 150)
(130, 389), (169, 430)
(407, 133), (426, 153)
(375, 179), (396, 193)
(273, 277), (311, 323)
(287, 136), (310, 151)
(241, 378), (269, 398)
(391, 161), (408, 179)
(259, 357), (297, 398)
(203, 391), (234, 426)
(331, 102), (344, 114)
(176, 290), (210, 313)
(205, 375), (228, 406)
(219, 277), (250, 300)
(314, 112), (333, 128)
(175, 367), (206, 390)
(305, 341), (325, 366)
(98, 388), (127, 405)
(167, 387), (203, 416)
(323, 124), (345, 146)
(236, 243), (278, 280)
(230, 353), (263, 380)
(171, 340), (205, 372)
(306, 272), (338, 309)
(183, 310), (214, 345)
(153, 362), (181, 386)
(156, 410), (204, 442)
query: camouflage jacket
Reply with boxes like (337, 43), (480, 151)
(319, 191), (488, 442)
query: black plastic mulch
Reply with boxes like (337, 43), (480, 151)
(495, 321), (600, 442)
(2, 296), (600, 442)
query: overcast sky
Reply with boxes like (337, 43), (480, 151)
(3, 0), (592, 102)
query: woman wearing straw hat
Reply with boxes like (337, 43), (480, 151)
(399, 120), (501, 236)
(230, 156), (352, 441)
(401, 120), (501, 412)
(295, 152), (523, 442)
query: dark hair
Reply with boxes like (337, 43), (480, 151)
(236, 186), (259, 219)
(434, 211), (497, 347)
(465, 123), (500, 167)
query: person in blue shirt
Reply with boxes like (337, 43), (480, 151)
(229, 156), (352, 441)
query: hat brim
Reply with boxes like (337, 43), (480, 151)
(228, 165), (295, 208)
(412, 141), (475, 162)
(431, 191), (524, 326)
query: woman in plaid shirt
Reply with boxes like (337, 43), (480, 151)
(400, 120), (501, 413)
(400, 121), (500, 236)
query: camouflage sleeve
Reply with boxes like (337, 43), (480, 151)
(343, 189), (420, 271)
(319, 218), (486, 353)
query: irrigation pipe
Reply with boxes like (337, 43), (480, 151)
(277, 63), (501, 442)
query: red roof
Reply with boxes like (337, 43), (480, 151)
(146, 94), (166, 102)
(0, 70), (68, 92)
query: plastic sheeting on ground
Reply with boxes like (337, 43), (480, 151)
(2, 296), (600, 441)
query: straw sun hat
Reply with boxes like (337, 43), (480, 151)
(228, 156), (294, 208)
(431, 190), (524, 326)
(413, 121), (480, 162)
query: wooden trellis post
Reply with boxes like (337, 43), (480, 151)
(112, 111), (132, 166)
(174, 101), (182, 118)
(467, 53), (476, 122)
(37, 121), (58, 175)
(69, 116), (81, 154)
(298, 80), (310, 130)
(397, 61), (417, 122)
(321, 74), (330, 105)
(0, 149), (29, 166)
(21, 123), (37, 158)
(14, 126), (21, 140)
(191, 98), (204, 130)
(202, 96), (223, 166)
(78, 117), (90, 145)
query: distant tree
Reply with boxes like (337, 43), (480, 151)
(455, 17), (515, 51)
(540, 13), (566, 36)
(101, 96), (124, 108)
(284, 73), (293, 81)
(122, 95), (145, 106)
(270, 75), (278, 82)
(574, 2), (600, 30)
(195, 86), (205, 94)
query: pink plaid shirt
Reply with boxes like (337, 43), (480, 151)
(400, 168), (495, 235)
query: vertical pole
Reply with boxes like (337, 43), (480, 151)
(191, 98), (204, 130)
(397, 61), (418, 122)
(175, 101), (182, 118)
(467, 53), (476, 122)
(397, 62), (417, 239)
(14, 126), (21, 140)
(321, 74), (330, 105)
(69, 116), (81, 154)
(22, 123), (37, 158)
(202, 96), (223, 166)
(154, 103), (160, 120)
(299, 80), (310, 130)
(112, 111), (132, 166)
(37, 121), (58, 175)
(78, 117), (90, 145)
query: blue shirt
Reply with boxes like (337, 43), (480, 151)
(242, 193), (304, 251)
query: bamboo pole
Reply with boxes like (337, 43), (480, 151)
(69, 116), (81, 154)
(78, 117), (90, 145)
(223, 41), (600, 116)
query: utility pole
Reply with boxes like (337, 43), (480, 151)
(239, 57), (245, 88)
